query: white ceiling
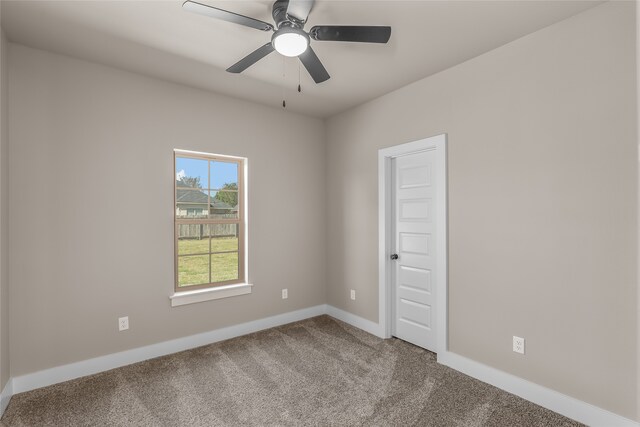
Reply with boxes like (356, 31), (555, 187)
(1, 0), (602, 118)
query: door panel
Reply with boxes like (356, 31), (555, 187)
(399, 232), (430, 255)
(398, 299), (432, 328)
(398, 165), (431, 188)
(392, 150), (437, 352)
(398, 266), (431, 293)
(399, 198), (432, 221)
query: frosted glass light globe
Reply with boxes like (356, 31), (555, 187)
(273, 32), (309, 57)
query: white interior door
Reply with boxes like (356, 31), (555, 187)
(391, 150), (437, 352)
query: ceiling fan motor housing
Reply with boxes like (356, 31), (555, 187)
(273, 0), (304, 29)
(271, 1), (310, 57)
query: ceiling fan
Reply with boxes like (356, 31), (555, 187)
(183, 0), (392, 83)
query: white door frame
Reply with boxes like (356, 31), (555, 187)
(378, 134), (448, 354)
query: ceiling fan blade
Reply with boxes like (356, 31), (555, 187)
(310, 26), (391, 43)
(183, 0), (274, 31)
(227, 43), (275, 73)
(286, 0), (314, 23)
(299, 46), (330, 84)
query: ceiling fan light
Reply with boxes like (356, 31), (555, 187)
(273, 32), (309, 57)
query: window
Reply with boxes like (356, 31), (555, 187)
(174, 151), (245, 292)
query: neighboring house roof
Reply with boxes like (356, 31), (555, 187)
(176, 188), (208, 204)
(176, 182), (237, 210)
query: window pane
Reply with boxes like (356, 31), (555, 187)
(176, 188), (209, 218)
(174, 154), (245, 290)
(211, 252), (239, 282)
(178, 255), (210, 287)
(177, 224), (210, 255)
(176, 157), (208, 189)
(211, 161), (238, 190)
(209, 191), (238, 219)
(210, 224), (238, 253)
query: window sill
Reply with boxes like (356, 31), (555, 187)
(170, 283), (253, 307)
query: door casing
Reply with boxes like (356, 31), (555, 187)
(378, 134), (448, 354)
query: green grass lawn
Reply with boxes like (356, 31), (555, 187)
(177, 237), (239, 287)
(178, 236), (238, 255)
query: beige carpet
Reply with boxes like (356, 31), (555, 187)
(2, 316), (582, 426)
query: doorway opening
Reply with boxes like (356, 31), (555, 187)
(378, 134), (448, 355)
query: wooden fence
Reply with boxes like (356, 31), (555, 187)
(178, 224), (237, 240)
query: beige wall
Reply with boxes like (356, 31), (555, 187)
(0, 21), (9, 389)
(7, 43), (326, 376)
(326, 1), (637, 420)
(3, 0), (639, 422)
(637, 0), (640, 420)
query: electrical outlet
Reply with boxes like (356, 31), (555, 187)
(282, 289), (288, 299)
(350, 290), (356, 300)
(118, 316), (129, 332)
(513, 336), (525, 354)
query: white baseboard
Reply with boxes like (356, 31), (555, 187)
(438, 351), (639, 427)
(12, 304), (327, 394)
(325, 305), (384, 338)
(326, 309), (638, 427)
(0, 378), (12, 417)
(6, 304), (638, 427)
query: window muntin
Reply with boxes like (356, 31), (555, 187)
(175, 152), (244, 291)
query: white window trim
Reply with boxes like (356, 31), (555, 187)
(171, 149), (250, 305)
(170, 283), (253, 307)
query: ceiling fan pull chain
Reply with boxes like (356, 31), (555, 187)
(282, 56), (286, 108)
(298, 62), (302, 93)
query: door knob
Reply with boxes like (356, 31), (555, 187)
(390, 254), (398, 260)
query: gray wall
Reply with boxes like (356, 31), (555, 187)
(7, 43), (326, 377)
(325, 1), (637, 420)
(0, 19), (9, 390)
